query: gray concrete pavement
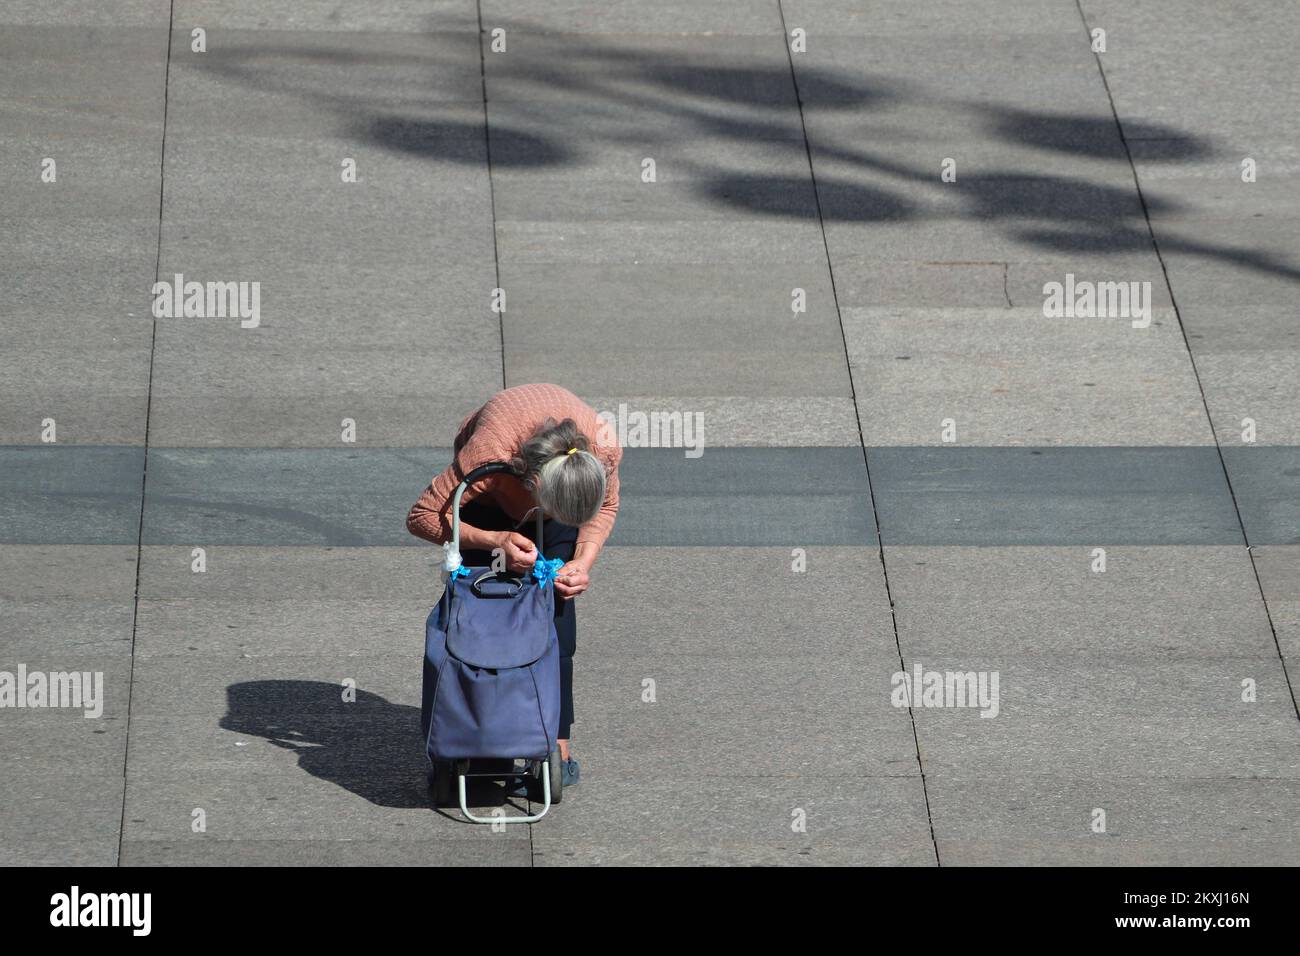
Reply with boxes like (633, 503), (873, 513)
(1, 0), (1298, 866)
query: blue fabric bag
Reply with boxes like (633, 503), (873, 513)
(421, 565), (561, 761)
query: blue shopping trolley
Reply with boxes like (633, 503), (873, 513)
(421, 462), (564, 822)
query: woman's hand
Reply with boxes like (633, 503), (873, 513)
(495, 531), (538, 573)
(554, 561), (591, 599)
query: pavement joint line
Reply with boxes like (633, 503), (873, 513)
(475, 0), (508, 393)
(117, 0), (176, 869)
(1072, 0), (1300, 723)
(776, 0), (941, 866)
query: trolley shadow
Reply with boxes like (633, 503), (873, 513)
(220, 679), (523, 818)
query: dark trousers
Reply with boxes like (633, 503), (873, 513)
(458, 499), (578, 740)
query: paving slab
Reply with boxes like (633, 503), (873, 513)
(850, 361), (1206, 448)
(146, 344), (501, 447)
(500, 262), (842, 347)
(802, 102), (1149, 168)
(120, 654), (539, 836)
(906, 657), (1300, 779)
(0, 651), (131, 719)
(822, 218), (1165, 268)
(2, 715), (127, 777)
(120, 767), (536, 841)
(1251, 546), (1300, 664)
(504, 344), (854, 397)
(133, 591), (435, 660)
(884, 545), (1279, 660)
(0, 26), (167, 123)
(159, 210), (494, 277)
(868, 446), (1245, 546)
(494, 219), (831, 265)
(485, 33), (803, 113)
(1002, 256), (1175, 311)
(2, 131), (163, 222)
(1158, 251), (1300, 311)
(480, 1), (784, 37)
(492, 167), (825, 224)
(928, 774), (1300, 865)
(1077, 0), (1300, 144)
(827, 254), (1176, 311)
(164, 28), (483, 141)
(1196, 351), (1300, 446)
(844, 307), (1211, 446)
(175, 0), (478, 34)
(2, 218), (161, 317)
(486, 97), (806, 166)
(1132, 153), (1300, 220)
(0, 545), (139, 654)
(485, 121), (826, 222)
(119, 838), (531, 866)
(496, 258), (855, 402)
(781, 0), (1080, 37)
(530, 774), (934, 866)
(575, 546), (896, 659)
(0, 446), (145, 545)
(830, 259), (1011, 309)
(145, 291), (498, 349)
(125, 711), (424, 777)
(1, 839), (120, 867)
(1219, 446), (1300, 546)
(803, 136), (1155, 227)
(566, 660), (919, 778)
(795, 33), (1106, 114)
(0, 771), (123, 865)
(574, 396), (861, 447)
(136, 447), (443, 547)
(1179, 305), (1300, 357)
(610, 446), (876, 545)
(133, 546), (435, 649)
(0, 0), (166, 26)
(1144, 217), (1300, 289)
(8, 641), (455, 843)
(0, 317), (153, 445)
(145, 252), (495, 357)
(0, 647), (133, 865)
(163, 134), (493, 225)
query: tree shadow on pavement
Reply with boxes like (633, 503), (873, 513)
(192, 22), (1300, 284)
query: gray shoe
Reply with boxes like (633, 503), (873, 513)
(506, 756), (579, 797)
(560, 757), (580, 787)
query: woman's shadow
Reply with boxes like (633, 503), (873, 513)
(220, 679), (513, 814)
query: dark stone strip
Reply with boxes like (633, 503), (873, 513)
(2, 444), (1293, 547)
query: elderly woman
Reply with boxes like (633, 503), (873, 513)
(407, 382), (621, 789)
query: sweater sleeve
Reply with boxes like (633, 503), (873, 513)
(405, 408), (496, 546)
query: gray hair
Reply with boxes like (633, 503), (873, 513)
(510, 417), (607, 527)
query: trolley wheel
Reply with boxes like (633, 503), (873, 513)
(429, 760), (454, 806)
(548, 750), (564, 805)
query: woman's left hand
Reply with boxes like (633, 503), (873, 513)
(554, 562), (590, 599)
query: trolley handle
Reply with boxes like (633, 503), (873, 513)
(470, 570), (525, 598)
(449, 461), (544, 557)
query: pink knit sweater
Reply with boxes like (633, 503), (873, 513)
(406, 383), (622, 551)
